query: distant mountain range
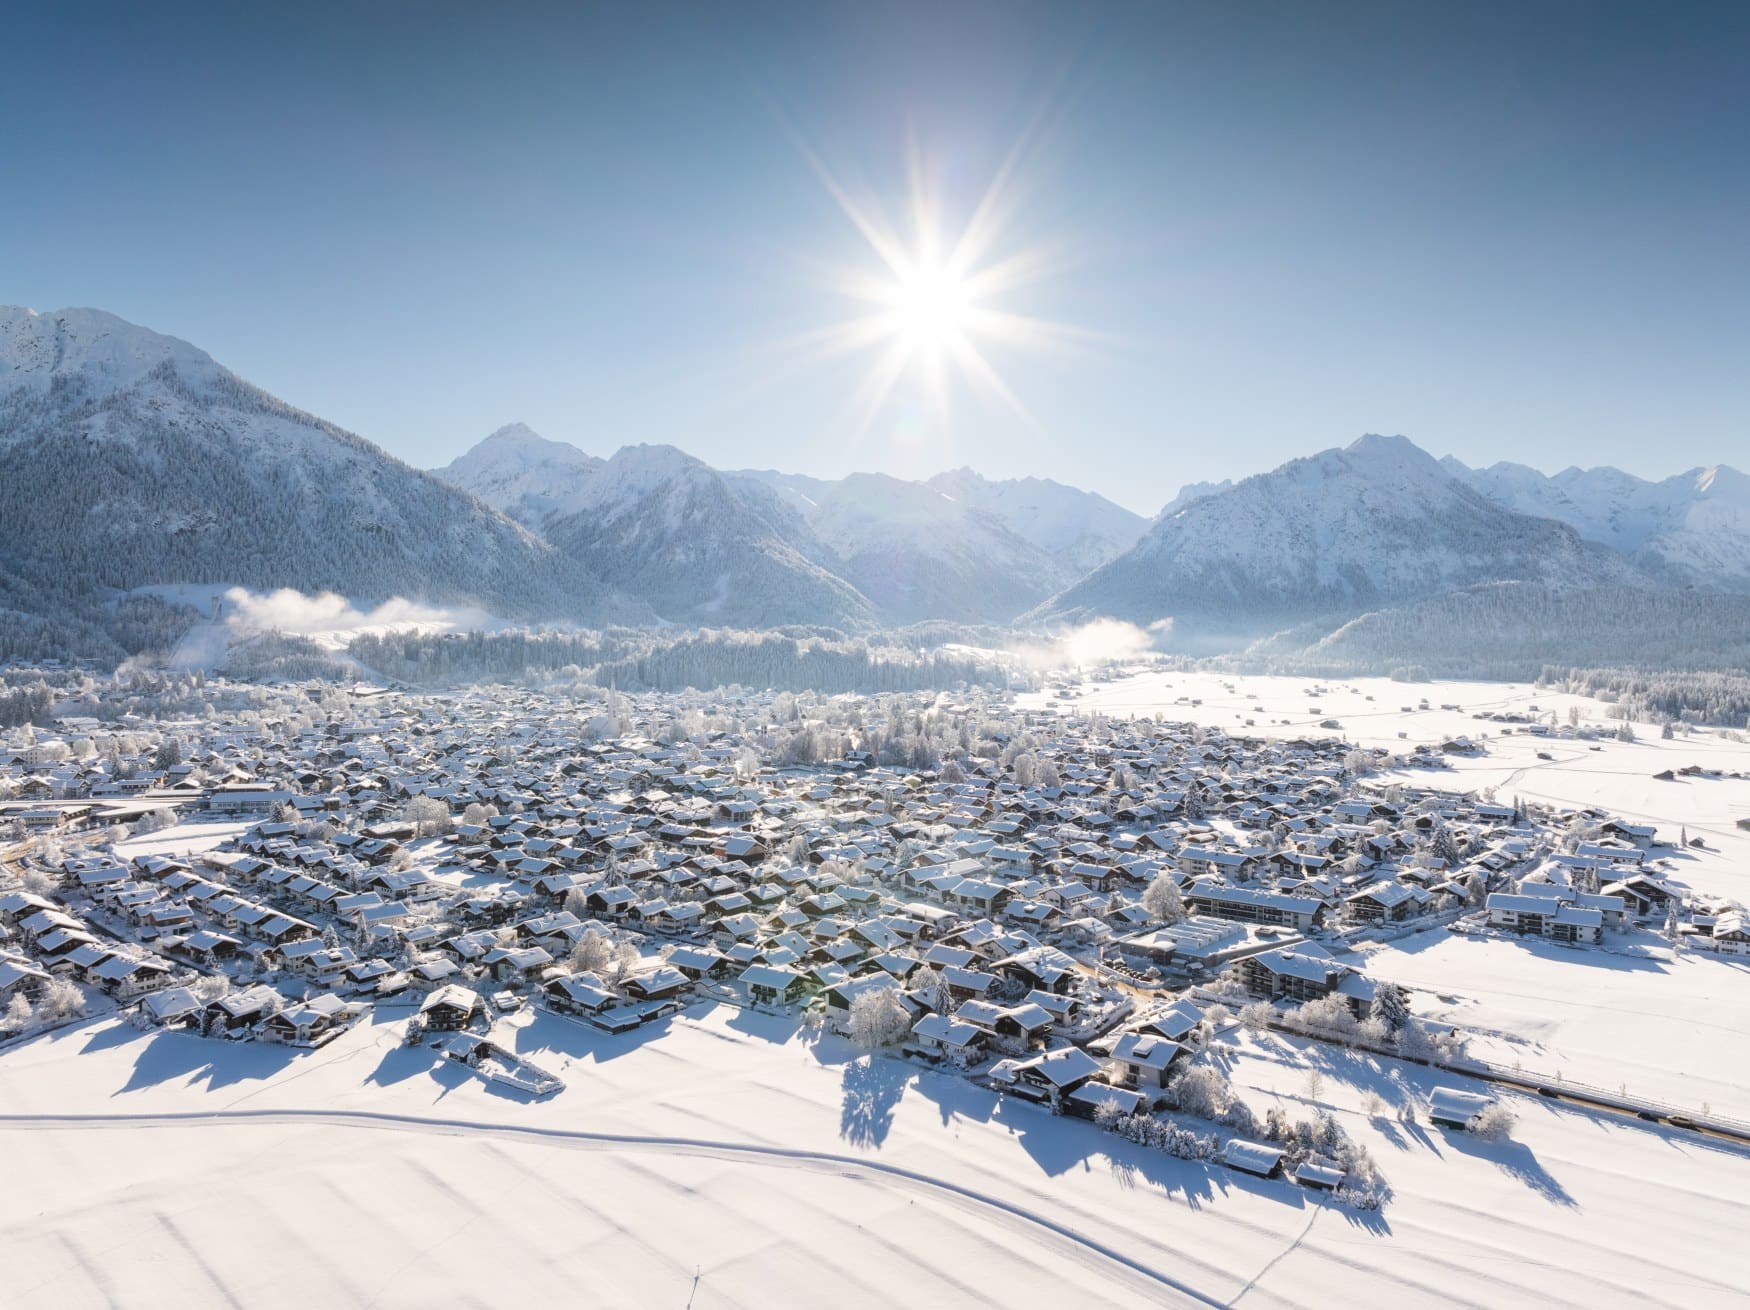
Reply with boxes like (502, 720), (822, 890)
(438, 428), (1149, 627)
(3, 305), (1745, 670)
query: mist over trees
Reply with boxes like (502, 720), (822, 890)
(348, 627), (1021, 695)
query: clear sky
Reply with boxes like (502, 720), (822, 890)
(4, 1), (1745, 514)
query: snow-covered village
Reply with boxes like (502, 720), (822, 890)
(10, 3), (1750, 1306)
(5, 662), (1750, 1304)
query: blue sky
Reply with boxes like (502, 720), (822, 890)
(4, 1), (1745, 514)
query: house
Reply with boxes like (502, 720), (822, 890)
(419, 983), (485, 1031)
(89, 954), (173, 998)
(0, 956), (51, 1001)
(624, 965), (690, 1002)
(1428, 1086), (1496, 1131)
(909, 1012), (989, 1067)
(1599, 874), (1678, 919)
(1007, 1045), (1102, 1104)
(737, 962), (807, 1007)
(203, 984), (283, 1035)
(544, 973), (619, 1017)
(483, 945), (554, 985)
(1713, 912), (1750, 956)
(1066, 1081), (1147, 1120)
(261, 994), (354, 1047)
(1106, 1032), (1184, 1091)
(1343, 881), (1430, 925)
(140, 985), (203, 1029)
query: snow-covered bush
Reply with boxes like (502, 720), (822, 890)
(1471, 1102), (1516, 1141)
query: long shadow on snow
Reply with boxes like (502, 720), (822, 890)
(116, 1028), (300, 1095)
(839, 1054), (908, 1149)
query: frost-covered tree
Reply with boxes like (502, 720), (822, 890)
(399, 796), (451, 837)
(846, 986), (910, 1048)
(3, 992), (33, 1033)
(1169, 1064), (1232, 1119)
(908, 966), (947, 1013)
(1142, 872), (1187, 924)
(1374, 983), (1412, 1034)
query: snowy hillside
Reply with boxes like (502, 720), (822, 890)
(923, 468), (1148, 575)
(1448, 457), (1750, 592)
(541, 445), (877, 628)
(1032, 434), (1641, 646)
(0, 307), (648, 634)
(434, 423), (603, 529)
(805, 472), (1071, 624)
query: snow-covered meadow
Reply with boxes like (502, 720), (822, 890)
(4, 999), (1748, 1309)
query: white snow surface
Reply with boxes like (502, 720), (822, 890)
(5, 1001), (1749, 1308)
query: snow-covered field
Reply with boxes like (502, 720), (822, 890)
(3, 1001), (1749, 1309)
(1355, 931), (1750, 1120)
(111, 820), (254, 863)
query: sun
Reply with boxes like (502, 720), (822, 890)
(885, 257), (974, 361)
(780, 140), (1095, 443)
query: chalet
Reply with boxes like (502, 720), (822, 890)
(544, 973), (618, 1017)
(909, 1012), (989, 1067)
(1106, 1032), (1183, 1091)
(737, 962), (807, 1007)
(261, 995), (353, 1047)
(1007, 1045), (1102, 1104)
(419, 984), (486, 1031)
(141, 985), (202, 1029)
(483, 945), (554, 985)
(204, 984), (283, 1035)
(0, 957), (51, 1001)
(1712, 912), (1750, 956)
(1065, 1081), (1147, 1120)
(1599, 874), (1677, 919)
(89, 954), (173, 998)
(1343, 881), (1430, 925)
(624, 965), (690, 1002)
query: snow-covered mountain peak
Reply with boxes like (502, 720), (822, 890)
(1344, 432), (1436, 467)
(1695, 464), (1750, 498)
(0, 305), (223, 398)
(1446, 454), (1750, 590)
(435, 425), (603, 529)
